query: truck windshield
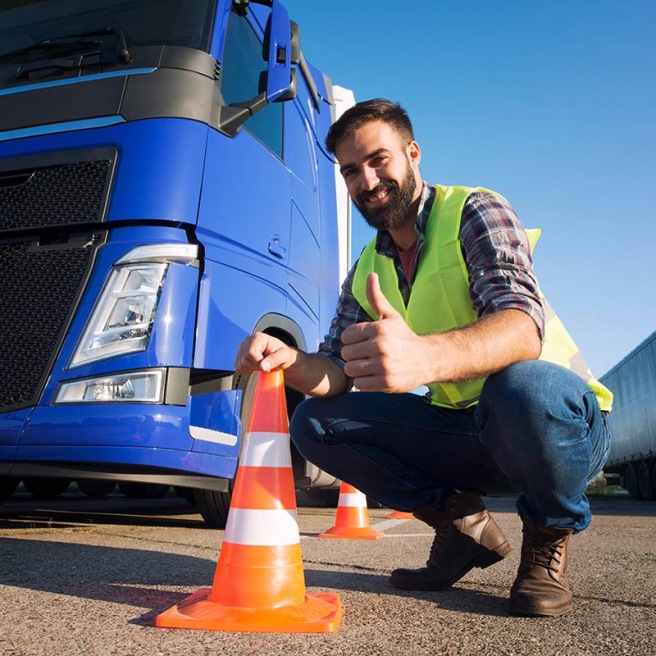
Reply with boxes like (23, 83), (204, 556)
(0, 0), (216, 60)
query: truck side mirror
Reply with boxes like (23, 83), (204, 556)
(218, 0), (296, 136)
(289, 21), (301, 65)
(262, 0), (294, 102)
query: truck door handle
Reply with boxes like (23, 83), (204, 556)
(268, 237), (287, 260)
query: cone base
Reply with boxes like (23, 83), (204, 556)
(156, 588), (342, 633)
(386, 510), (414, 519)
(318, 526), (383, 540)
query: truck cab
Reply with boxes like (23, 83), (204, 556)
(0, 0), (353, 524)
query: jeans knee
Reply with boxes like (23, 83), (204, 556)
(289, 396), (324, 454)
(481, 360), (589, 421)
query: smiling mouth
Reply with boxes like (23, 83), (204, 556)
(362, 184), (393, 205)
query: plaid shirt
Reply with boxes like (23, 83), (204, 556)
(318, 182), (545, 375)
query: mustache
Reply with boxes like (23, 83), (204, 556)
(357, 181), (398, 204)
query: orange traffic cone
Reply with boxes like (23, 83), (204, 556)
(386, 510), (414, 519)
(156, 370), (342, 633)
(318, 481), (383, 540)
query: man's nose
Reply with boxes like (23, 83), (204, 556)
(361, 167), (380, 191)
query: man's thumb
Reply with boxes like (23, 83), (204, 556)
(366, 273), (399, 320)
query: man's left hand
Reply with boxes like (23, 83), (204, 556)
(341, 273), (431, 393)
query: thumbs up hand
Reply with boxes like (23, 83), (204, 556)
(341, 273), (431, 393)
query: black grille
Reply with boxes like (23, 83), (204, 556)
(0, 235), (102, 410)
(0, 159), (110, 231)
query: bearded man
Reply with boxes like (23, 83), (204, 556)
(235, 98), (612, 617)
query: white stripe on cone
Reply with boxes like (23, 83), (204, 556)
(224, 508), (300, 546)
(240, 431), (292, 468)
(338, 490), (368, 507)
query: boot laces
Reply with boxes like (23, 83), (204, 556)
(427, 516), (452, 562)
(527, 537), (566, 574)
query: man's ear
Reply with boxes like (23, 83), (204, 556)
(407, 140), (421, 169)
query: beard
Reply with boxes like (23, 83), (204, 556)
(354, 162), (417, 231)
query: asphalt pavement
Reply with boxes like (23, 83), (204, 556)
(0, 488), (654, 656)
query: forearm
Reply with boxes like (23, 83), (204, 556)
(283, 351), (349, 397)
(424, 309), (541, 383)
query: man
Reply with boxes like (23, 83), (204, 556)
(234, 99), (612, 617)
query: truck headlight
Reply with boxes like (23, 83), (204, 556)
(55, 370), (163, 403)
(70, 243), (198, 368)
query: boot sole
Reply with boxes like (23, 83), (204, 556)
(509, 602), (573, 618)
(390, 540), (512, 591)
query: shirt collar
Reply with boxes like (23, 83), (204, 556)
(374, 182), (436, 256)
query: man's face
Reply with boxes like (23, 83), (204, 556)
(334, 120), (421, 231)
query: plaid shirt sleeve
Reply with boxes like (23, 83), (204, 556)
(461, 191), (545, 339)
(317, 262), (366, 377)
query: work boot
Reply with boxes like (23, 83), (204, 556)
(509, 516), (574, 617)
(390, 491), (512, 591)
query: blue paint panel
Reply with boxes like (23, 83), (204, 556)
(194, 256), (289, 371)
(19, 404), (192, 449)
(189, 389), (242, 456)
(0, 118), (208, 226)
(0, 409), (30, 460)
(17, 400), (239, 478)
(107, 119), (208, 224)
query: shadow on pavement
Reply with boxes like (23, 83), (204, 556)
(0, 537), (510, 621)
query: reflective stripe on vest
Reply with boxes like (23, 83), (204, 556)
(352, 184), (613, 412)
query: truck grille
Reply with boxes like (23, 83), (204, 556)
(0, 159), (111, 231)
(0, 152), (113, 411)
(0, 236), (103, 410)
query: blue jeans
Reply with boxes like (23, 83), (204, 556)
(290, 360), (611, 533)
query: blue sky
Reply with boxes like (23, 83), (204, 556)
(283, 0), (656, 377)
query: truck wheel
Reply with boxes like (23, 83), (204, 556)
(23, 477), (71, 499)
(637, 460), (655, 501)
(622, 463), (641, 500)
(77, 480), (116, 498)
(194, 488), (231, 528)
(0, 478), (19, 504)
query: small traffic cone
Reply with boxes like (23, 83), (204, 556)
(318, 481), (383, 540)
(386, 510), (414, 519)
(156, 370), (342, 633)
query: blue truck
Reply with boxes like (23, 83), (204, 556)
(0, 0), (354, 525)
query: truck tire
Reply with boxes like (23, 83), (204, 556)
(637, 460), (655, 501)
(622, 463), (641, 500)
(194, 487), (231, 528)
(0, 477), (19, 504)
(23, 477), (71, 499)
(77, 480), (116, 498)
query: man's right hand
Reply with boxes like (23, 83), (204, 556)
(234, 332), (299, 374)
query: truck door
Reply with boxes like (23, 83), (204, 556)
(194, 3), (291, 372)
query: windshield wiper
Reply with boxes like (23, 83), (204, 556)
(0, 25), (131, 65)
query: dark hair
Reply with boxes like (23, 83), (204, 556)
(325, 98), (415, 154)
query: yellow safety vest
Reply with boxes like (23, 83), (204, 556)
(352, 184), (613, 412)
